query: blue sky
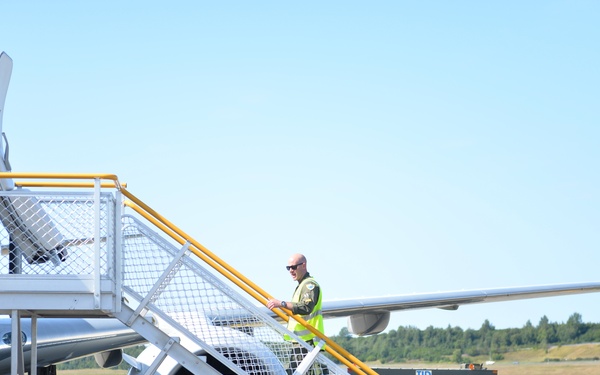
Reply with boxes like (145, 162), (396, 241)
(1, 1), (599, 336)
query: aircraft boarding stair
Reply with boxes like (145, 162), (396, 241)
(0, 173), (375, 375)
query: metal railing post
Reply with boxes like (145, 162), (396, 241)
(93, 178), (101, 309)
(114, 186), (123, 312)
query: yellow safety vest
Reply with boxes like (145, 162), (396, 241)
(284, 277), (324, 342)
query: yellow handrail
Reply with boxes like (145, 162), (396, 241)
(0, 172), (120, 180)
(120, 188), (377, 375)
(0, 172), (377, 375)
(16, 181), (125, 188)
(123, 199), (373, 375)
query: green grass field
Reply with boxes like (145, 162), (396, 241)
(59, 343), (600, 375)
(365, 343), (600, 375)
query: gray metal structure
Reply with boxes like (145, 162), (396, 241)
(0, 184), (344, 375)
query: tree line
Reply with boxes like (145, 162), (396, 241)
(330, 312), (600, 363)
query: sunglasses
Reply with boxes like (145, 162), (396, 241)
(286, 262), (304, 271)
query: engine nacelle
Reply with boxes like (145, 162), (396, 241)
(95, 349), (123, 368)
(347, 311), (390, 336)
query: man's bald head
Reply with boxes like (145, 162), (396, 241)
(287, 253), (307, 281)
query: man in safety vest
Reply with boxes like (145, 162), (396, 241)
(267, 253), (326, 374)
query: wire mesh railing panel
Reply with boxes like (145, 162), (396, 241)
(0, 190), (116, 280)
(121, 215), (345, 375)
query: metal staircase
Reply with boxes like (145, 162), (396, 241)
(0, 173), (375, 375)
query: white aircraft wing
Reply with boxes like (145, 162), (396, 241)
(318, 281), (600, 335)
(322, 281), (600, 316)
(217, 281), (600, 336)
